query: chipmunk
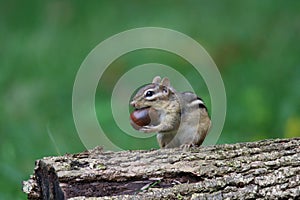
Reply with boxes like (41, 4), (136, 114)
(130, 76), (211, 148)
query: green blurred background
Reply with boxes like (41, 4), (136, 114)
(1, 1), (300, 199)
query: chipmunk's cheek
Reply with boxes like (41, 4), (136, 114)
(130, 108), (151, 129)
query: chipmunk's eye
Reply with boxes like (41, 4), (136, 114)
(145, 91), (154, 97)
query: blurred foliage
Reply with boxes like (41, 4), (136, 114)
(1, 0), (300, 199)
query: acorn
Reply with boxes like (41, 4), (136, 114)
(130, 108), (151, 129)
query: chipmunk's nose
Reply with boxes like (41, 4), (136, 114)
(130, 101), (136, 107)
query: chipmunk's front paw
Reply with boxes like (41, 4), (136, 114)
(140, 125), (156, 133)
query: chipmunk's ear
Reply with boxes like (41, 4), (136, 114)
(161, 77), (170, 87)
(152, 76), (161, 84)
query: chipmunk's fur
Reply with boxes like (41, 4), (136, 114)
(130, 76), (211, 148)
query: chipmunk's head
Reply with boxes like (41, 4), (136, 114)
(130, 76), (175, 110)
(129, 76), (176, 129)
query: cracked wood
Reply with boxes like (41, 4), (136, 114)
(23, 138), (300, 199)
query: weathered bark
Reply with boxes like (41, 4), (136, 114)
(23, 138), (300, 199)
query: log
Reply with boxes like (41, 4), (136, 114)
(23, 138), (300, 199)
